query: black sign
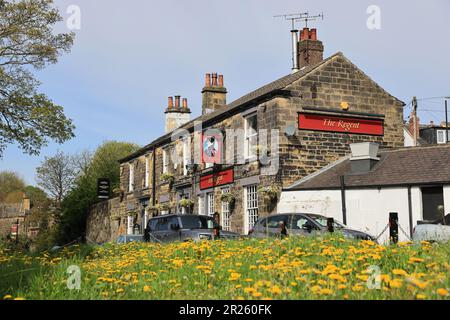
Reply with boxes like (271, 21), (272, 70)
(97, 178), (110, 199)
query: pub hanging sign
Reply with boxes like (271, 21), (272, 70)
(298, 113), (384, 136)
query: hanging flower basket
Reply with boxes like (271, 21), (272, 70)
(179, 198), (194, 209)
(220, 192), (236, 206)
(258, 185), (279, 203)
(161, 173), (175, 185)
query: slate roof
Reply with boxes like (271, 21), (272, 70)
(287, 144), (450, 190)
(120, 51), (404, 162)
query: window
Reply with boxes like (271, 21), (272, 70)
(290, 215), (311, 230)
(266, 215), (289, 228)
(162, 148), (169, 174)
(144, 157), (150, 188)
(207, 192), (215, 217)
(437, 130), (449, 144)
(128, 163), (134, 192)
(244, 113), (258, 160)
(221, 187), (231, 231)
(421, 186), (444, 221)
(244, 185), (259, 234)
(127, 216), (134, 235)
(155, 217), (170, 231)
(183, 138), (190, 175)
(198, 195), (205, 216)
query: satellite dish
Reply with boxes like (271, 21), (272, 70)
(284, 124), (296, 136)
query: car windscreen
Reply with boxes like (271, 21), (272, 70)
(179, 216), (218, 230)
(308, 215), (345, 229)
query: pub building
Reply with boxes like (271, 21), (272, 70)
(86, 28), (405, 242)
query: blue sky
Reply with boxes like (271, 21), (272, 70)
(1, 0), (450, 185)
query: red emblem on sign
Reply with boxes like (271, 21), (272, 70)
(298, 113), (384, 136)
(200, 169), (234, 190)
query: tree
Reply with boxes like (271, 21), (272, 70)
(0, 0), (75, 157)
(0, 170), (25, 202)
(57, 141), (140, 244)
(35, 150), (77, 208)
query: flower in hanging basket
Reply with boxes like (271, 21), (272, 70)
(161, 173), (175, 184)
(258, 185), (279, 202)
(220, 192), (236, 205)
(179, 198), (194, 208)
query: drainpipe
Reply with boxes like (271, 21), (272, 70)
(407, 186), (413, 238)
(340, 176), (347, 225)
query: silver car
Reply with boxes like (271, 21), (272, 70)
(250, 213), (375, 241)
(145, 214), (240, 243)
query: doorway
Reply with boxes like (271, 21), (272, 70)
(421, 186), (444, 221)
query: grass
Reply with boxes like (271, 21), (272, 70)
(1, 235), (449, 300)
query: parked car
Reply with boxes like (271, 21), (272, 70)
(413, 214), (450, 243)
(144, 214), (240, 243)
(249, 213), (375, 241)
(116, 234), (144, 244)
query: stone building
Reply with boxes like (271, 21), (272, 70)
(87, 28), (405, 241)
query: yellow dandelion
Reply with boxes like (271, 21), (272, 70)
(392, 269), (408, 276)
(143, 285), (151, 292)
(416, 294), (426, 300)
(437, 288), (449, 297)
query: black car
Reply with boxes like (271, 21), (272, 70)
(249, 213), (375, 241)
(144, 214), (240, 243)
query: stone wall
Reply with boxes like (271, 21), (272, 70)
(86, 196), (127, 243)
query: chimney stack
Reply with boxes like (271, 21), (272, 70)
(297, 28), (324, 69)
(202, 72), (227, 115)
(349, 142), (380, 174)
(165, 96), (191, 133)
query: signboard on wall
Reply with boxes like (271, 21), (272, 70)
(97, 178), (110, 199)
(298, 113), (384, 136)
(200, 169), (234, 190)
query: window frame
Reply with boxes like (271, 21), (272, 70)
(244, 184), (259, 234)
(162, 148), (169, 174)
(244, 113), (258, 161)
(437, 129), (449, 144)
(221, 187), (231, 231)
(144, 156), (150, 188)
(128, 163), (135, 192)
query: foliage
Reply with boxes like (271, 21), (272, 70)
(0, 0), (75, 157)
(35, 150), (78, 208)
(258, 185), (280, 202)
(0, 171), (25, 202)
(220, 192), (236, 205)
(57, 141), (140, 244)
(1, 237), (450, 300)
(160, 173), (175, 184)
(178, 198), (194, 208)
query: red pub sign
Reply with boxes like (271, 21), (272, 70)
(298, 113), (384, 136)
(200, 169), (234, 190)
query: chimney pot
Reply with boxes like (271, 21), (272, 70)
(168, 97), (174, 109)
(205, 73), (211, 87)
(175, 95), (181, 108)
(212, 73), (218, 86)
(182, 98), (188, 109)
(218, 75), (224, 87)
(310, 28), (317, 40)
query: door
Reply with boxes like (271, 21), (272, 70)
(422, 187), (444, 221)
